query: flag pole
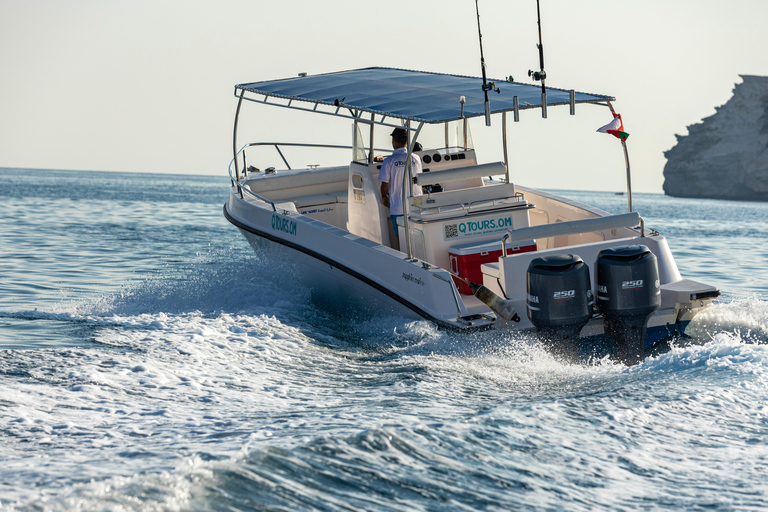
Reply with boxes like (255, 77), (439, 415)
(621, 138), (632, 213)
(607, 102), (633, 212)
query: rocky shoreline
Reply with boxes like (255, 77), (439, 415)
(663, 75), (768, 201)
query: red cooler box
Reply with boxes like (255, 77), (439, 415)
(449, 239), (536, 295)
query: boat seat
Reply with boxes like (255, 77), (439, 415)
(243, 165), (350, 201)
(244, 166), (349, 192)
(274, 191), (349, 228)
(273, 192), (348, 213)
(292, 192), (348, 209)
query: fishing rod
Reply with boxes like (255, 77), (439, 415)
(475, 0), (499, 126)
(448, 269), (521, 322)
(528, 0), (548, 118)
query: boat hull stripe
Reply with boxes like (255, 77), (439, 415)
(223, 203), (468, 331)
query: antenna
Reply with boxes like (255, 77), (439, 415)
(475, 0), (499, 126)
(528, 0), (548, 118)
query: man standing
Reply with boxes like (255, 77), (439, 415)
(378, 127), (423, 250)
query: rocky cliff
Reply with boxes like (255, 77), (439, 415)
(663, 75), (768, 200)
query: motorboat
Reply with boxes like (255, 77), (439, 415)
(224, 67), (719, 364)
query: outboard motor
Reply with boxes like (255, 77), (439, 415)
(527, 255), (593, 363)
(596, 245), (661, 366)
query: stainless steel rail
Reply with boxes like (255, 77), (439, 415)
(240, 142), (354, 171)
(239, 141), (393, 171)
(501, 211), (643, 256)
(228, 148), (277, 211)
(227, 141), (391, 211)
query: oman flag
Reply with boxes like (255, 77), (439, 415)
(597, 114), (629, 141)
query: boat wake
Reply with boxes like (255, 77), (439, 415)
(2, 247), (767, 510)
(83, 248), (312, 319)
(1, 243), (766, 361)
(684, 297), (768, 344)
(3, 320), (765, 511)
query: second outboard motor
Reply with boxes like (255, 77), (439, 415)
(596, 245), (661, 366)
(527, 255), (593, 363)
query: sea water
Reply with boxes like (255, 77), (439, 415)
(1, 168), (767, 511)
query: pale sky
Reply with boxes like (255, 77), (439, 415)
(1, 0), (767, 193)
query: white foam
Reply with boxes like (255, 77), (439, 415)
(685, 297), (768, 343)
(3, 243), (768, 509)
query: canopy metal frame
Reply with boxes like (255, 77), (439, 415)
(230, 68), (633, 260)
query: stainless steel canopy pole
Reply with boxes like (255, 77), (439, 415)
(460, 96), (467, 150)
(232, 89), (245, 182)
(403, 122), (424, 260)
(502, 111), (510, 183)
(369, 114), (375, 164)
(406, 121), (412, 197)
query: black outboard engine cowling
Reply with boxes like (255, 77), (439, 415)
(596, 245), (661, 366)
(526, 255), (593, 363)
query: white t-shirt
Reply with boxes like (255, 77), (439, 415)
(377, 147), (423, 216)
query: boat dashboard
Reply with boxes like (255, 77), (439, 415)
(370, 149), (481, 192)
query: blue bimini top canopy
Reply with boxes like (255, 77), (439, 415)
(235, 67), (614, 124)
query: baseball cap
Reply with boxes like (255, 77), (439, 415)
(390, 128), (408, 141)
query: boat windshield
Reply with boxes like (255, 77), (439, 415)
(353, 120), (474, 164)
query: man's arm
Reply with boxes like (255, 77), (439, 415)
(380, 182), (390, 208)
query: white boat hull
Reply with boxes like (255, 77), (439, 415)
(225, 183), (716, 347)
(223, 66), (720, 364)
(237, 227), (423, 321)
(224, 194), (485, 330)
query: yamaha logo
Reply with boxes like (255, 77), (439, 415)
(527, 293), (539, 304)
